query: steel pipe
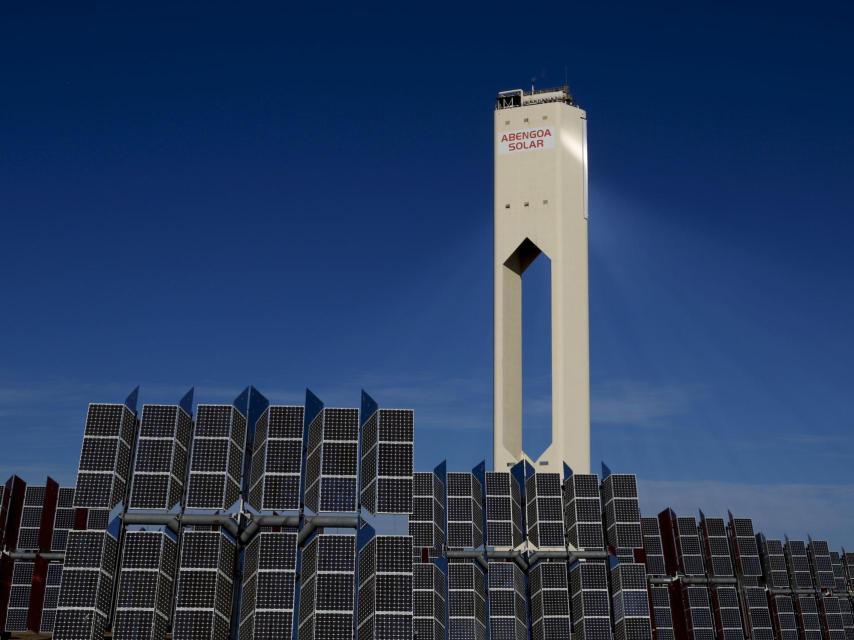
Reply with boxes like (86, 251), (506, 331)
(180, 513), (239, 538)
(122, 512), (180, 534)
(296, 515), (359, 546)
(240, 514), (300, 544)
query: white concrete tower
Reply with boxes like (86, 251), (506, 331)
(493, 87), (589, 474)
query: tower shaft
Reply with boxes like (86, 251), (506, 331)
(493, 87), (590, 473)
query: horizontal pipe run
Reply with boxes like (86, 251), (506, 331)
(122, 512), (180, 534)
(4, 550), (65, 561)
(240, 514), (301, 543)
(678, 575), (738, 585)
(528, 548), (608, 565)
(181, 513), (240, 538)
(485, 549), (529, 572)
(445, 549), (489, 572)
(296, 515), (359, 546)
(123, 512), (240, 537)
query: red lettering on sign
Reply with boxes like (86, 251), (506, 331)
(501, 128), (552, 151)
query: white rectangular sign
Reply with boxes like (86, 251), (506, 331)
(497, 127), (556, 154)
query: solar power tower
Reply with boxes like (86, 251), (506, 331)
(174, 390), (251, 640)
(113, 392), (193, 640)
(40, 485), (76, 634)
(296, 391), (359, 640)
(493, 86), (590, 475)
(239, 403), (304, 640)
(54, 391), (139, 640)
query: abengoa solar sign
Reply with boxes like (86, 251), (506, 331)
(497, 126), (556, 153)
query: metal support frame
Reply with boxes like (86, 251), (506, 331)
(118, 511), (362, 547)
(527, 548), (608, 565)
(443, 547), (609, 572)
(3, 550), (65, 562)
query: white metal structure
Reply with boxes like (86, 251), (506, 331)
(493, 86), (590, 473)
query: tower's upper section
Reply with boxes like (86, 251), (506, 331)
(495, 85), (576, 110)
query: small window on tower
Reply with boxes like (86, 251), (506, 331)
(505, 204), (510, 209)
(524, 117), (529, 123)
(524, 202), (529, 207)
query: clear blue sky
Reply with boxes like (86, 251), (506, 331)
(1, 3), (852, 543)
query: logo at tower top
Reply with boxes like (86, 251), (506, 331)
(498, 127), (555, 154)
